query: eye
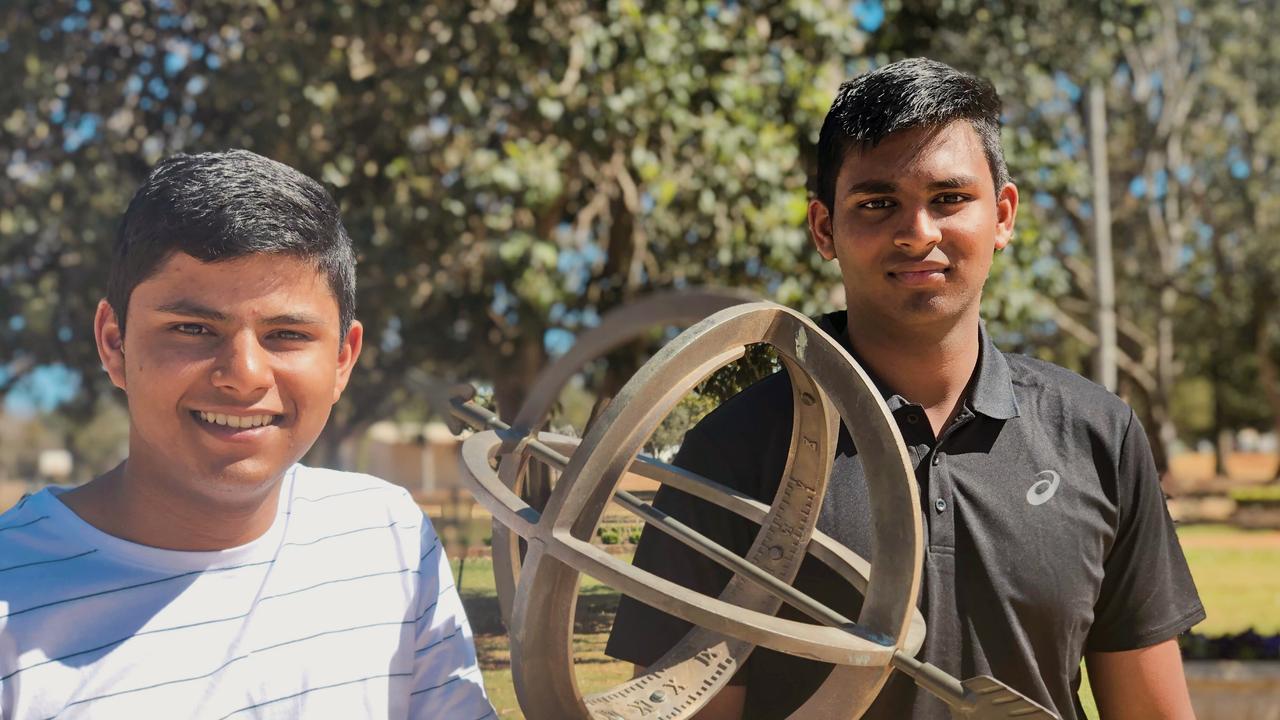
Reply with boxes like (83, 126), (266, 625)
(859, 198), (896, 210)
(270, 329), (311, 341)
(935, 193), (970, 204)
(172, 323), (210, 336)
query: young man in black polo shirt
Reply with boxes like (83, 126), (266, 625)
(606, 59), (1203, 719)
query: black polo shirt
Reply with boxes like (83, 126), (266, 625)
(606, 311), (1204, 720)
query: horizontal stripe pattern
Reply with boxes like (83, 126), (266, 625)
(0, 548), (97, 575)
(0, 514), (48, 534)
(215, 671), (415, 720)
(0, 464), (493, 718)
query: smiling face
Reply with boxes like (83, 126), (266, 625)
(809, 121), (1018, 335)
(95, 252), (363, 508)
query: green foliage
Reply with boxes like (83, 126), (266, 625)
(595, 526), (620, 545)
(3, 0), (1280, 456)
(0, 0), (872, 443)
(1172, 377), (1215, 440)
(593, 522), (643, 546)
(895, 0), (1280, 446)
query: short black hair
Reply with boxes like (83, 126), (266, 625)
(816, 58), (1010, 209)
(107, 149), (357, 339)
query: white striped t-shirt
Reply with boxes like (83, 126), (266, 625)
(0, 465), (494, 719)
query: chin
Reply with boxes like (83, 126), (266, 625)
(193, 457), (291, 501)
(895, 292), (968, 320)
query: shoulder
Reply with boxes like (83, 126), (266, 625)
(1003, 353), (1135, 434)
(685, 309), (848, 449)
(286, 465), (425, 535)
(289, 465), (419, 512)
(0, 489), (73, 559)
(0, 489), (97, 626)
(0, 490), (42, 531)
(284, 466), (438, 572)
(684, 369), (795, 450)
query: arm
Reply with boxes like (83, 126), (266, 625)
(605, 422), (764, 674)
(1085, 639), (1195, 720)
(1083, 412), (1203, 719)
(409, 516), (495, 719)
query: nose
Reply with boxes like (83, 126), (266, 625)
(211, 331), (272, 395)
(893, 205), (943, 255)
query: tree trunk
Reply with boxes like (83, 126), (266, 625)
(491, 330), (547, 423)
(1149, 283), (1179, 475)
(491, 330), (552, 508)
(1255, 318), (1280, 483)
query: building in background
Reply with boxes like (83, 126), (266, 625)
(357, 420), (467, 498)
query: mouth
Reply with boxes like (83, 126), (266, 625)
(190, 410), (283, 434)
(888, 266), (950, 286)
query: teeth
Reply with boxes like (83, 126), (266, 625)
(197, 411), (275, 428)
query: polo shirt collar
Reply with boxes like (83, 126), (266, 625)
(969, 321), (1021, 420)
(814, 311), (1020, 421)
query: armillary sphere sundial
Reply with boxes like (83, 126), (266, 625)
(432, 291), (1059, 720)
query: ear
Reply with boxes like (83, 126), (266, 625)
(331, 320), (364, 404)
(808, 199), (838, 261)
(993, 181), (1019, 252)
(94, 300), (128, 391)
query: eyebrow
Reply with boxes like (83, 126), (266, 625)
(845, 174), (981, 196)
(153, 301), (325, 326)
(928, 174), (980, 190)
(154, 300), (227, 321)
(845, 180), (898, 196)
(261, 313), (326, 326)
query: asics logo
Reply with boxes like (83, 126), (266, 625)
(1026, 470), (1060, 506)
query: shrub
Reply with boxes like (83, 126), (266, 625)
(1231, 486), (1280, 504)
(1180, 630), (1280, 660)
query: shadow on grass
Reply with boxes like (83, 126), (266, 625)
(463, 589), (622, 637)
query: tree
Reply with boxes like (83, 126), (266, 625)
(886, 0), (1278, 472)
(2, 1), (884, 457)
(8, 0), (1275, 477)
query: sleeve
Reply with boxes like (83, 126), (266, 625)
(604, 422), (759, 674)
(1085, 411), (1206, 652)
(408, 515), (496, 720)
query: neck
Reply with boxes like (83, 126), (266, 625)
(60, 459), (284, 551)
(845, 311), (982, 438)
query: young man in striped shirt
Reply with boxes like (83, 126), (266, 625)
(0, 150), (495, 719)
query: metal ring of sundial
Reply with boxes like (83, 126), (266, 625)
(460, 301), (924, 719)
(490, 288), (760, 625)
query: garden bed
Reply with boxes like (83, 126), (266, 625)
(1231, 486), (1280, 529)
(1182, 631), (1280, 720)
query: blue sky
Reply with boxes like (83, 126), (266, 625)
(1, 364), (82, 417)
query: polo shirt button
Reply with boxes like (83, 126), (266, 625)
(931, 453), (941, 466)
(934, 497), (947, 512)
(906, 414), (919, 424)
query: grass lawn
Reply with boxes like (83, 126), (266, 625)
(1179, 523), (1280, 635)
(451, 556), (631, 718)
(451, 523), (1280, 719)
